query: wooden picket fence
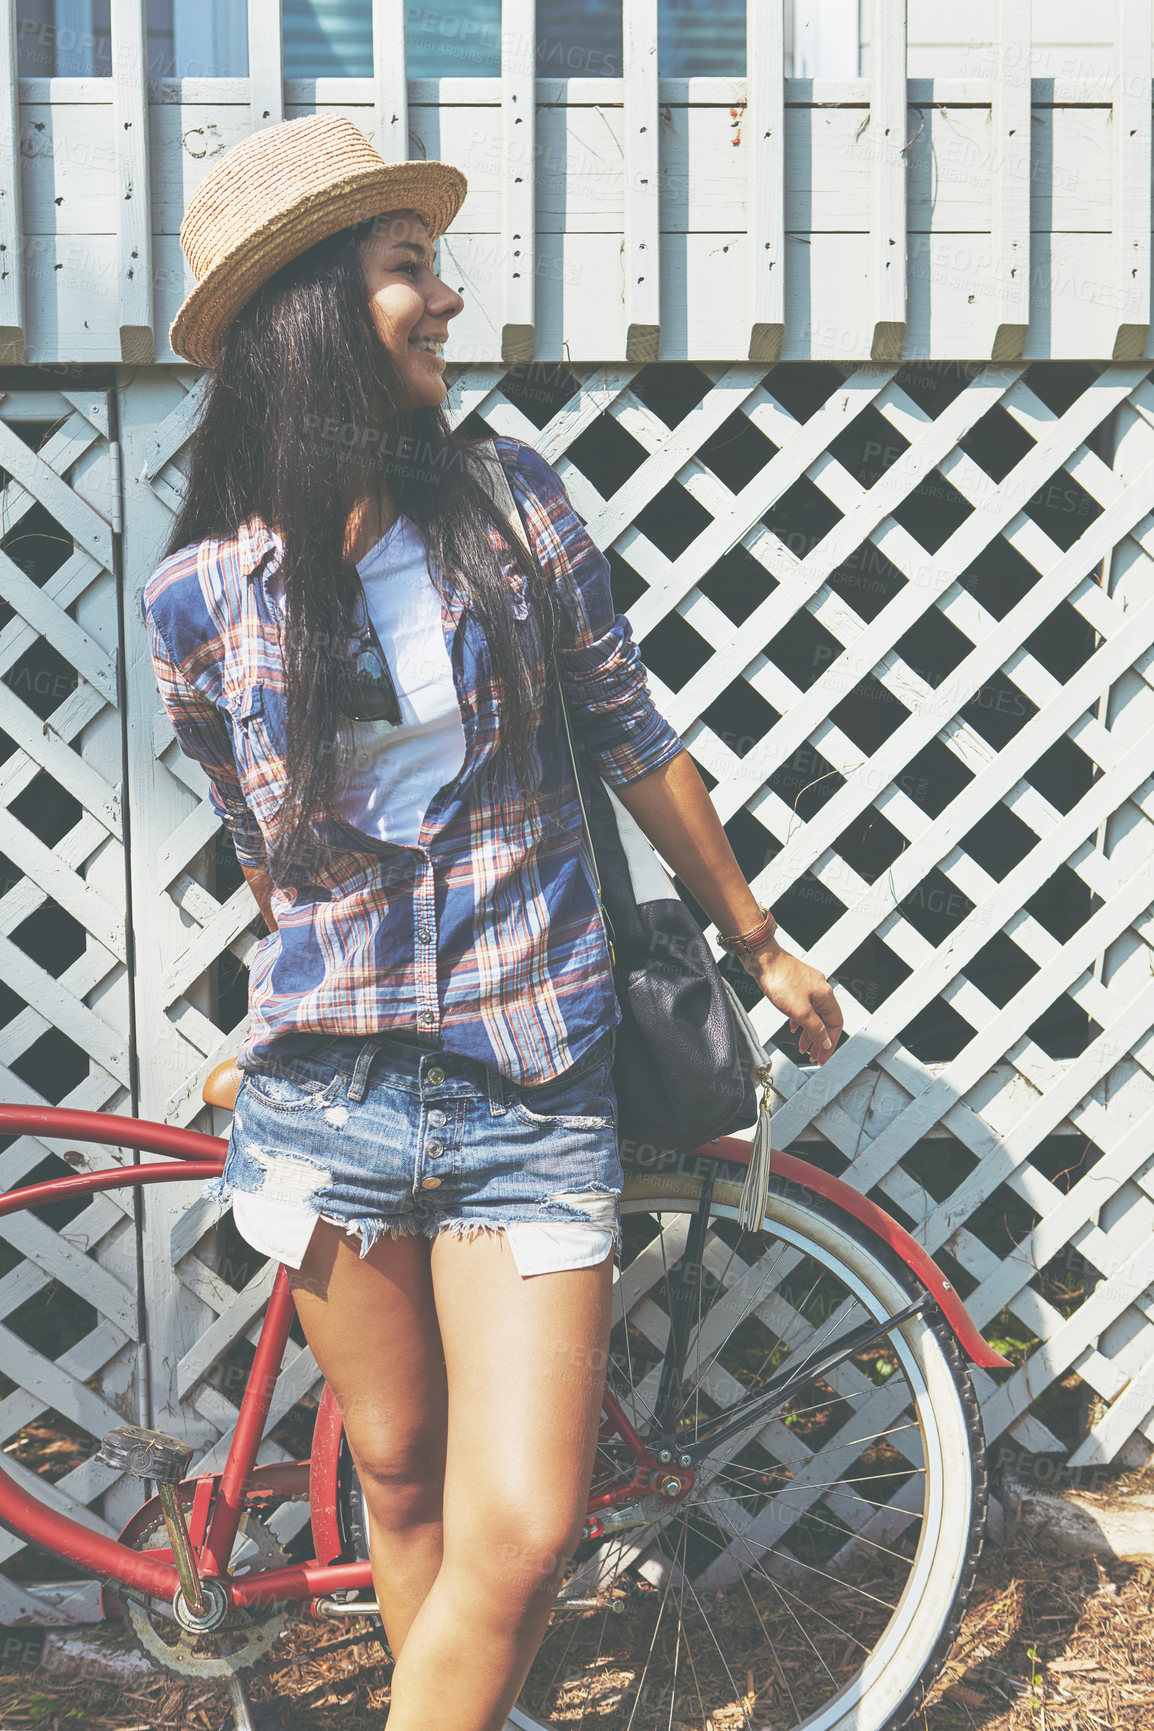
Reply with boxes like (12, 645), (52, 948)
(0, 351), (1152, 1620)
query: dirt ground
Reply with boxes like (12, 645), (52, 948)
(0, 1523), (1150, 1730)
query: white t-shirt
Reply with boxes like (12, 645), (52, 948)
(269, 514), (466, 846)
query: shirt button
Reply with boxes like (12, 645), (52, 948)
(419, 1010), (436, 1024)
(427, 1066), (445, 1085)
(428, 1109), (447, 1127)
(426, 1141), (444, 1159)
(418, 927), (434, 943)
(421, 1175), (442, 1189)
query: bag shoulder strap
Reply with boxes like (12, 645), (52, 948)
(471, 437), (605, 904)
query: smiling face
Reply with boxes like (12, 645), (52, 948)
(357, 209), (464, 411)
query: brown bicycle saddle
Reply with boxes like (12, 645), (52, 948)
(202, 1056), (243, 1110)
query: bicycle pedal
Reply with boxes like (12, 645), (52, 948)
(95, 1424), (193, 1484)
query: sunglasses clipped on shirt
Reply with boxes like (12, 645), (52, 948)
(339, 574), (403, 726)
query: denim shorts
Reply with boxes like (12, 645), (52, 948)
(202, 1025), (622, 1278)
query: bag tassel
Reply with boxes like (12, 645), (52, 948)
(737, 1061), (774, 1232)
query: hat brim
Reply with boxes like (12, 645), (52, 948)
(169, 161), (467, 368)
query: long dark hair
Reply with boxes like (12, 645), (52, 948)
(163, 211), (559, 885)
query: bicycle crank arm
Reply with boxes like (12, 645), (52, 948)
(96, 1425), (220, 1626)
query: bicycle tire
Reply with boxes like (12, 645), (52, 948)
(335, 1169), (986, 1731)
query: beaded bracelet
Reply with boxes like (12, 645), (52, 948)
(719, 903), (777, 962)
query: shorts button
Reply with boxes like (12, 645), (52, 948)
(421, 1175), (442, 1189)
(428, 1108), (447, 1127)
(426, 1141), (444, 1158)
(427, 1066), (445, 1085)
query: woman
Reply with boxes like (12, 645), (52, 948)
(144, 115), (843, 1731)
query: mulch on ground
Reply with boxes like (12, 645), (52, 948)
(0, 1527), (1150, 1728)
(918, 1527), (1154, 1731)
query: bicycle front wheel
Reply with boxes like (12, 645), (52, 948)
(511, 1169), (986, 1731)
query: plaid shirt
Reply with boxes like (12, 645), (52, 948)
(141, 436), (685, 1085)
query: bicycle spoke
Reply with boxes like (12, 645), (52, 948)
(666, 1513), (695, 1730)
(705, 1461), (927, 1517)
(717, 1516), (844, 1696)
(725, 1511), (805, 1725)
(669, 1517), (760, 1731)
(621, 1521), (680, 1731)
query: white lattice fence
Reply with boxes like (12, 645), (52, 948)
(5, 354), (1153, 1618)
(455, 357), (1154, 1467)
(120, 357), (1154, 1479)
(0, 386), (143, 1623)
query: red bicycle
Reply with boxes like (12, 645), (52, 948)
(0, 1064), (1008, 1731)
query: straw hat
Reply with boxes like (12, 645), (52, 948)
(169, 113), (468, 368)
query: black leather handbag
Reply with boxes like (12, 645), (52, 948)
(474, 437), (776, 1228)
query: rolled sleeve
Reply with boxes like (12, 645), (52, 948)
(144, 610), (269, 871)
(512, 444), (685, 787)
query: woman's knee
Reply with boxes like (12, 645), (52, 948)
(450, 1499), (587, 1598)
(341, 1400), (447, 1522)
(351, 1427), (444, 1487)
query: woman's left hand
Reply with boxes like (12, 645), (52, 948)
(741, 944), (844, 1066)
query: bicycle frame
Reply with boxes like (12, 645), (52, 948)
(0, 1101), (1008, 1623)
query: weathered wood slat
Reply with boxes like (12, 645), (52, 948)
(0, 933), (131, 1080)
(372, 0), (408, 160)
(746, 0), (784, 361)
(981, 1236), (1154, 1444)
(0, 5), (26, 362)
(1112, 0), (1152, 357)
(0, 677), (119, 833)
(499, 0), (534, 363)
(0, 397), (135, 1592)
(990, 0), (1031, 358)
(110, 0), (153, 363)
(868, 0), (907, 359)
(248, 0), (284, 129)
(971, 1093), (1154, 1329)
(0, 1320), (129, 1444)
(622, 0), (660, 362)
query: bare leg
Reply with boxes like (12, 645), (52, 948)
(287, 1221), (448, 1654)
(383, 1226), (614, 1731)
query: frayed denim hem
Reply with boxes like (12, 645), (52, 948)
(201, 1173), (232, 1210)
(200, 1172), (428, 1265)
(428, 1212), (623, 1253)
(201, 1173), (622, 1271)
(313, 1209), (428, 1260)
